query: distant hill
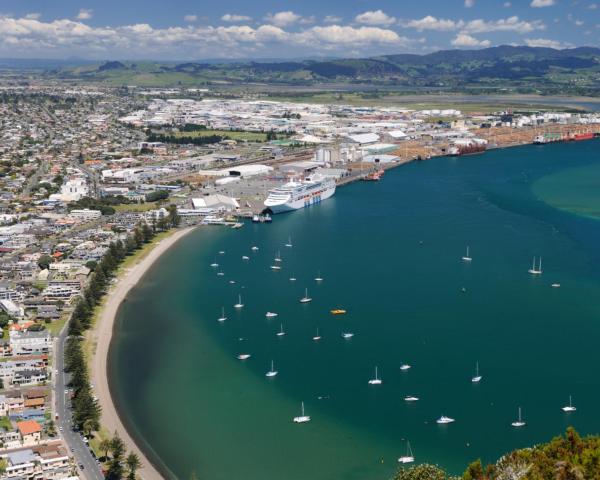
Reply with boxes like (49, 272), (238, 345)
(51, 45), (600, 94)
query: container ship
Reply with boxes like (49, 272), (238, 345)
(448, 138), (488, 156)
(264, 175), (336, 214)
(572, 132), (594, 141)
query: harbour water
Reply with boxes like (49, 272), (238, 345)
(110, 139), (600, 480)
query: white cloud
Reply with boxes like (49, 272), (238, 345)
(525, 37), (566, 48)
(354, 10), (396, 26)
(463, 16), (545, 33)
(76, 9), (93, 20)
(323, 15), (343, 24)
(575, 19), (584, 25)
(25, 13), (41, 20)
(451, 33), (491, 47)
(402, 16), (461, 31)
(504, 1), (512, 6)
(301, 25), (407, 46)
(184, 15), (197, 23)
(221, 14), (252, 23)
(589, 3), (598, 9)
(530, 0), (556, 7)
(465, 0), (476, 7)
(264, 11), (302, 27)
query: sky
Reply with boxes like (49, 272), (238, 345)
(0, 0), (599, 60)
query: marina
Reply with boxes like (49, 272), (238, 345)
(110, 139), (600, 480)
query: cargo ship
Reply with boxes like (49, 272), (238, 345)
(573, 132), (594, 141)
(448, 138), (488, 156)
(533, 134), (563, 144)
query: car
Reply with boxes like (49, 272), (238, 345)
(59, 427), (63, 432)
(70, 447), (75, 452)
(78, 463), (85, 470)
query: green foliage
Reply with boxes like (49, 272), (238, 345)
(126, 452), (141, 480)
(85, 260), (97, 271)
(106, 432), (126, 480)
(463, 460), (484, 480)
(37, 254), (53, 270)
(145, 190), (169, 203)
(147, 132), (223, 145)
(393, 464), (449, 480)
(0, 311), (13, 330)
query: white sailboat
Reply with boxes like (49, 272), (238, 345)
(277, 324), (286, 336)
(300, 288), (312, 303)
(471, 361), (482, 383)
(398, 441), (415, 464)
(234, 294), (244, 309)
(266, 312), (278, 318)
(436, 415), (455, 424)
(400, 363), (411, 371)
(285, 236), (293, 248)
(210, 259), (219, 268)
(312, 328), (321, 341)
(342, 332), (354, 339)
(237, 354), (251, 360)
(251, 246), (259, 251)
(265, 360), (278, 377)
(219, 251), (225, 255)
(511, 407), (526, 427)
(528, 256), (543, 275)
(562, 395), (576, 412)
(217, 271), (225, 276)
(274, 251), (282, 263)
(271, 264), (282, 270)
(404, 396), (419, 402)
(293, 402), (311, 423)
(217, 307), (227, 322)
(289, 275), (297, 282)
(462, 246), (472, 262)
(368, 366), (383, 385)
(315, 271), (323, 282)
(242, 255), (250, 260)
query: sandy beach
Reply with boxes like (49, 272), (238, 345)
(90, 226), (196, 480)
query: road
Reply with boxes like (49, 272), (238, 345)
(54, 326), (105, 480)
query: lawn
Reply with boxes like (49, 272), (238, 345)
(113, 202), (162, 213)
(172, 129), (270, 142)
(0, 416), (13, 431)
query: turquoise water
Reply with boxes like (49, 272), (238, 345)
(110, 139), (600, 480)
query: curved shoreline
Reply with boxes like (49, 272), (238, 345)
(90, 226), (196, 480)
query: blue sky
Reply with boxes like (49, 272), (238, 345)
(0, 0), (598, 59)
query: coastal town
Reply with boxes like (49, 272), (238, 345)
(0, 82), (600, 479)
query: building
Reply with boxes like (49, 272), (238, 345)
(68, 209), (102, 222)
(16, 420), (42, 446)
(191, 195), (239, 214)
(9, 330), (51, 356)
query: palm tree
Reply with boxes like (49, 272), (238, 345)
(99, 438), (112, 462)
(126, 452), (141, 480)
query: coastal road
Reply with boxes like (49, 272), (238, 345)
(55, 327), (105, 480)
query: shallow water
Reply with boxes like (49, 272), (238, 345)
(111, 139), (600, 480)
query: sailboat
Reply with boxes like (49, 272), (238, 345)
(234, 294), (244, 309)
(237, 354), (251, 360)
(528, 257), (543, 275)
(400, 363), (411, 371)
(210, 259), (219, 268)
(217, 270), (225, 276)
(265, 311), (278, 318)
(404, 396), (419, 402)
(271, 264), (282, 270)
(276, 324), (286, 336)
(274, 251), (282, 263)
(217, 307), (227, 322)
(219, 251), (225, 255)
(471, 361), (482, 383)
(511, 407), (526, 427)
(293, 402), (311, 423)
(289, 275), (297, 282)
(562, 395), (576, 412)
(300, 288), (312, 303)
(398, 441), (415, 464)
(251, 246), (259, 251)
(368, 366), (382, 385)
(242, 255), (250, 260)
(312, 328), (321, 341)
(314, 271), (323, 282)
(342, 332), (354, 339)
(462, 246), (472, 262)
(285, 236), (293, 248)
(265, 360), (278, 377)
(436, 415), (455, 424)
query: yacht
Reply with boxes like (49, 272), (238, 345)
(511, 407), (526, 427)
(233, 295), (244, 309)
(289, 276), (297, 282)
(219, 251), (225, 255)
(277, 324), (286, 337)
(217, 307), (227, 322)
(551, 283), (561, 288)
(331, 309), (347, 315)
(293, 402), (311, 423)
(242, 255), (250, 260)
(285, 236), (293, 248)
(251, 246), (259, 251)
(266, 312), (278, 318)
(264, 175), (336, 214)
(436, 416), (455, 424)
(300, 288), (312, 303)
(368, 366), (382, 385)
(210, 260), (219, 268)
(315, 271), (323, 282)
(404, 396), (419, 402)
(270, 264), (282, 271)
(237, 354), (251, 361)
(274, 251), (282, 263)
(398, 441), (415, 464)
(342, 332), (354, 339)
(462, 246), (472, 262)
(217, 271), (224, 277)
(400, 363), (411, 371)
(312, 328), (322, 341)
(562, 395), (576, 412)
(265, 360), (278, 378)
(471, 361), (482, 383)
(528, 257), (543, 275)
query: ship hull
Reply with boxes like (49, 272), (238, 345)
(265, 184), (336, 214)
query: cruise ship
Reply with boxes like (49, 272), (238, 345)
(264, 175), (336, 214)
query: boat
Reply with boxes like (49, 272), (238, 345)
(471, 361), (482, 383)
(511, 407), (526, 427)
(300, 288), (312, 303)
(289, 276), (297, 282)
(436, 416), (455, 424)
(277, 324), (286, 337)
(242, 255), (250, 260)
(285, 236), (293, 248)
(398, 441), (415, 464)
(314, 271), (323, 282)
(266, 312), (278, 318)
(551, 283), (560, 288)
(237, 354), (251, 361)
(210, 260), (219, 268)
(274, 251), (282, 263)
(342, 332), (354, 339)
(404, 396), (419, 402)
(264, 214), (272, 223)
(264, 174), (336, 214)
(462, 246), (472, 262)
(312, 328), (321, 341)
(330, 309), (347, 315)
(573, 132), (594, 141)
(271, 265), (282, 271)
(251, 246), (259, 251)
(217, 307), (227, 322)
(252, 215), (260, 223)
(234, 294), (244, 309)
(368, 366), (383, 385)
(528, 256), (543, 275)
(217, 271), (225, 276)
(265, 360), (278, 377)
(219, 251), (225, 255)
(293, 402), (311, 423)
(562, 395), (576, 412)
(400, 364), (411, 371)
(228, 280), (235, 284)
